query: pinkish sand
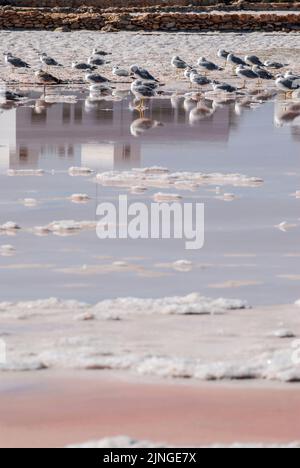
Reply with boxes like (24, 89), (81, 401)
(0, 371), (299, 448)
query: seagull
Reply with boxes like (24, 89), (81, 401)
(0, 89), (25, 102)
(236, 65), (258, 87)
(132, 79), (159, 90)
(35, 70), (62, 85)
(112, 66), (130, 77)
(212, 80), (239, 93)
(130, 65), (159, 82)
(72, 61), (96, 71)
(190, 71), (211, 88)
(252, 66), (274, 80)
(217, 49), (230, 60)
(275, 76), (300, 94)
(92, 48), (111, 56)
(227, 53), (246, 67)
(131, 80), (157, 104)
(264, 60), (287, 69)
(4, 53), (30, 69)
(284, 70), (300, 80)
(85, 73), (110, 84)
(245, 55), (265, 67)
(40, 53), (62, 67)
(171, 56), (189, 70)
(197, 57), (222, 72)
(184, 68), (196, 79)
(88, 56), (107, 67)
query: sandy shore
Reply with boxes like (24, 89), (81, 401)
(1, 30), (300, 86)
(0, 371), (299, 448)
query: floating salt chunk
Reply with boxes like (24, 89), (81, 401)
(70, 193), (90, 203)
(35, 220), (97, 236)
(134, 167), (169, 175)
(276, 221), (298, 232)
(0, 244), (16, 256)
(112, 261), (128, 267)
(172, 260), (193, 272)
(130, 186), (148, 194)
(33, 226), (51, 236)
(293, 190), (300, 199)
(68, 167), (94, 176)
(153, 192), (182, 202)
(91, 293), (249, 318)
(221, 193), (236, 201)
(7, 169), (44, 177)
(66, 436), (167, 449)
(75, 312), (95, 321)
(272, 329), (296, 339)
(21, 198), (37, 207)
(0, 361), (47, 372)
(96, 169), (263, 190)
(0, 222), (20, 231)
(295, 299), (300, 306)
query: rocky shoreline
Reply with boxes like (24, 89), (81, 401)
(1, 7), (300, 32)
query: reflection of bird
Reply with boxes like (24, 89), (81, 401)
(85, 73), (110, 84)
(189, 100), (214, 124)
(35, 70), (62, 85)
(245, 55), (264, 67)
(4, 52), (30, 69)
(130, 65), (158, 82)
(40, 53), (62, 67)
(72, 61), (96, 71)
(112, 66), (130, 77)
(89, 83), (112, 93)
(130, 118), (163, 137)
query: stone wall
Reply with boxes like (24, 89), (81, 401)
(0, 8), (300, 31)
(0, 0), (298, 8)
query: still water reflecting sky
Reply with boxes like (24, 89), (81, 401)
(0, 92), (299, 305)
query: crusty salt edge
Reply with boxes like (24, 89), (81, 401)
(68, 167), (94, 176)
(0, 294), (248, 319)
(7, 169), (44, 176)
(37, 348), (300, 383)
(96, 169), (263, 190)
(66, 436), (300, 449)
(33, 220), (97, 235)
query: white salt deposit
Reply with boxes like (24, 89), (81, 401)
(66, 436), (167, 449)
(7, 169), (44, 176)
(0, 298), (88, 312)
(70, 194), (90, 203)
(172, 260), (193, 272)
(66, 436), (300, 449)
(34, 220), (97, 236)
(272, 329), (296, 339)
(153, 192), (183, 202)
(68, 167), (94, 176)
(91, 293), (249, 319)
(96, 168), (263, 190)
(21, 198), (38, 207)
(276, 221), (298, 232)
(0, 222), (20, 231)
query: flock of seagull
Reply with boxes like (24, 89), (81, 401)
(1, 46), (300, 112)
